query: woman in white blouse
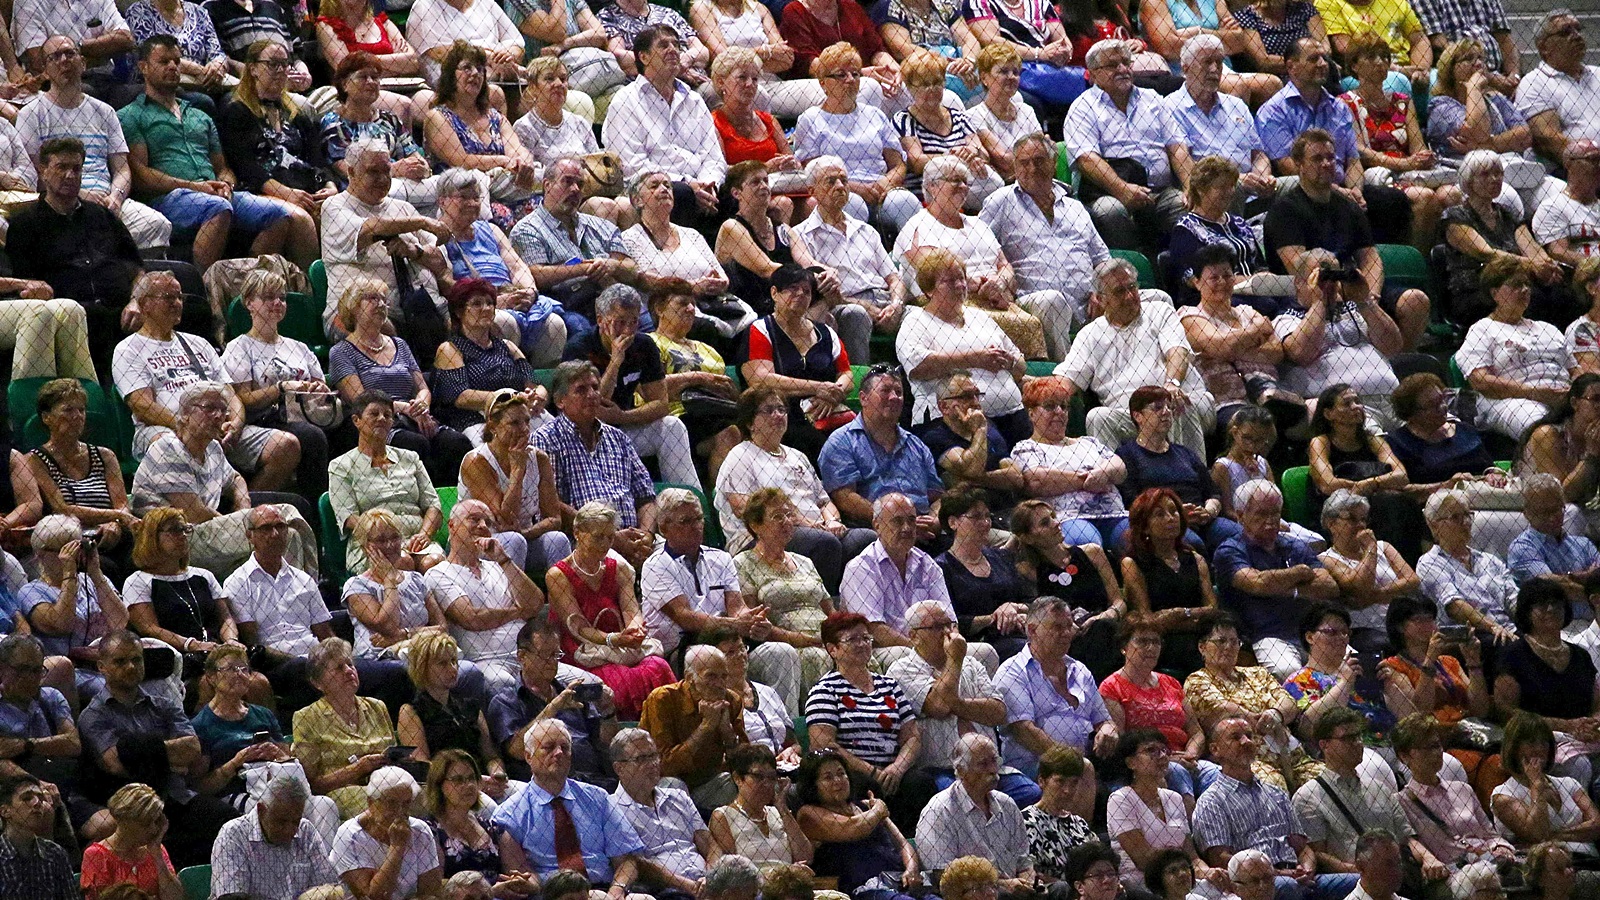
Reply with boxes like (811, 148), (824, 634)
(1010, 376), (1128, 548)
(1106, 729), (1227, 894)
(620, 169), (745, 320)
(512, 56), (629, 225)
(965, 43), (1039, 172)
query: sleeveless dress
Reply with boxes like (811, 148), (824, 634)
(318, 13), (397, 54)
(718, 803), (794, 869)
(458, 445), (540, 531)
(549, 557), (675, 719)
(1131, 550), (1208, 676)
(724, 213), (793, 313)
(1340, 91), (1413, 159)
(31, 443), (116, 510)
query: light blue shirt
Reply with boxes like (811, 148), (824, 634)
(993, 644), (1109, 776)
(1256, 81), (1362, 181)
(818, 417), (944, 513)
(490, 777), (644, 882)
(1165, 86), (1265, 173)
(1507, 527), (1599, 619)
(1191, 772), (1302, 865)
(1062, 85), (1186, 190)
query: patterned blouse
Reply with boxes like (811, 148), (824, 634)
(1021, 805), (1097, 881)
(431, 335), (536, 431)
(1233, 1), (1318, 58)
(1284, 664), (1399, 743)
(1340, 90), (1413, 158)
(883, 0), (963, 50)
(127, 0), (227, 65)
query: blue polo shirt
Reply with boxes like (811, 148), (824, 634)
(818, 417), (944, 513)
(1214, 533), (1325, 643)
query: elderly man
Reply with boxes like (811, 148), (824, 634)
(608, 728), (711, 896)
(1507, 474), (1599, 621)
(979, 132), (1114, 356)
(567, 285), (700, 490)
(1264, 126), (1431, 354)
(638, 646), (745, 809)
(819, 367), (944, 530)
(427, 499), (541, 695)
(1214, 480), (1338, 679)
(914, 734), (1036, 891)
(0, 773), (76, 900)
(1228, 850), (1280, 900)
(1532, 139), (1600, 265)
(840, 494), (965, 665)
(209, 773), (341, 900)
(602, 25), (726, 228)
(888, 601), (1035, 805)
(16, 35), (171, 252)
(1064, 39), (1191, 255)
(120, 35), (313, 272)
(492, 718), (646, 891)
(918, 372), (1025, 505)
(532, 361), (659, 562)
(1164, 36), (1276, 207)
(319, 137), (453, 338)
(222, 506), (335, 713)
(1194, 716), (1359, 900)
(703, 856), (761, 900)
(791, 156), (901, 365)
(0, 635), (80, 781)
(1517, 10), (1600, 162)
(113, 270), (303, 494)
(993, 597), (1116, 806)
(1347, 830), (1411, 900)
(490, 619), (615, 787)
(1053, 258), (1214, 458)
(511, 156), (639, 326)
(1415, 490), (1520, 647)
(14, 0), (133, 91)
(1257, 39), (1427, 253)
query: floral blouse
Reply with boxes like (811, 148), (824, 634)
(1340, 90), (1412, 159)
(127, 0), (226, 65)
(1284, 664), (1398, 743)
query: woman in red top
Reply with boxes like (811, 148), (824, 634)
(779, 0), (903, 99)
(712, 47), (800, 168)
(316, 0), (422, 78)
(80, 784), (181, 900)
(545, 501), (675, 720)
(1098, 617), (1213, 796)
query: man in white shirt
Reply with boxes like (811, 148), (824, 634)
(208, 773), (342, 900)
(1516, 9), (1600, 163)
(1053, 258), (1214, 457)
(914, 734), (1035, 884)
(406, 0), (524, 86)
(1163, 36), (1275, 209)
(1532, 139), (1600, 265)
(223, 506), (334, 711)
(608, 728), (711, 895)
(602, 24), (726, 229)
(426, 499), (542, 694)
(17, 35), (170, 250)
(13, 0), (133, 95)
(791, 155), (899, 367)
(1345, 830), (1412, 900)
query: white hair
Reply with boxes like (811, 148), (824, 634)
(684, 644), (727, 677)
(1423, 488), (1470, 523)
(443, 871), (492, 900)
(365, 765), (419, 799)
(656, 487), (700, 517)
(523, 717), (572, 760)
(260, 772), (311, 809)
(346, 137), (392, 166)
(608, 726), (653, 758)
(1228, 849), (1274, 880)
(905, 599), (950, 630)
(805, 155), (848, 186)
(1093, 258), (1138, 293)
(595, 283), (644, 318)
(1319, 488), (1369, 528)
(31, 514), (83, 553)
(705, 855), (762, 896)
(872, 492), (914, 521)
(924, 154), (973, 187)
(1233, 479), (1282, 512)
(952, 733), (998, 772)
(1524, 472), (1562, 497)
(1084, 38), (1131, 70)
(1180, 33), (1226, 69)
(1457, 149), (1503, 188)
(176, 381), (230, 425)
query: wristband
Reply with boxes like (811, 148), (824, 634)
(182, 636), (194, 650)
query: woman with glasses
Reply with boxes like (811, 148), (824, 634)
(1519, 375), (1600, 535)
(894, 51), (1003, 200)
(21, 514), (126, 703)
(1120, 489), (1217, 679)
(794, 746), (922, 900)
(1318, 488), (1421, 663)
(1490, 714), (1600, 860)
(1385, 373), (1503, 502)
(1455, 257), (1579, 445)
(1099, 622), (1215, 799)
(732, 489), (835, 713)
(1010, 376), (1127, 551)
(708, 742), (813, 869)
(1380, 598), (1491, 746)
(1416, 490), (1520, 654)
(739, 264), (856, 460)
(321, 52), (435, 201)
(938, 485), (1028, 663)
(220, 40), (336, 223)
(293, 637), (401, 819)
(331, 765), (445, 900)
(513, 57), (628, 225)
(343, 509), (453, 667)
(1105, 729), (1225, 896)
(1392, 713), (1511, 897)
(422, 41), (540, 211)
(704, 625), (802, 763)
(424, 748), (535, 892)
(1427, 41), (1549, 202)
(1283, 601), (1399, 745)
(1067, 844), (1128, 900)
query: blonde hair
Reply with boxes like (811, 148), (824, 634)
(405, 630), (459, 687)
(234, 39), (299, 119)
(940, 857), (999, 900)
(574, 501), (620, 534)
(712, 46), (762, 82)
(901, 49), (947, 88)
(132, 508), (190, 570)
(353, 508), (405, 553)
(337, 276), (390, 333)
(107, 783), (165, 825)
(526, 54), (568, 86)
(976, 42), (1021, 76)
(241, 267), (288, 306)
(913, 247), (964, 295)
(1185, 154), (1241, 208)
(1434, 38), (1484, 98)
(812, 42), (862, 79)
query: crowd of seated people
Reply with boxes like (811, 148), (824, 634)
(1, 0), (1600, 897)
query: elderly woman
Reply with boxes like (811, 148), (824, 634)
(28, 379), (137, 554)
(321, 52), (433, 203)
(894, 51), (1003, 202)
(717, 161), (824, 314)
(129, 382), (315, 579)
(805, 612), (928, 822)
(21, 514), (124, 705)
(1456, 257), (1578, 444)
(739, 264), (856, 460)
(220, 40), (337, 220)
(1386, 373), (1505, 501)
(690, 0), (810, 113)
(423, 42), (540, 208)
(730, 489), (834, 714)
(1010, 377), (1127, 548)
(221, 268), (334, 501)
(1004, 499), (1125, 679)
(1493, 580), (1600, 778)
(1182, 612), (1320, 790)
(1100, 629), (1218, 799)
(1319, 488), (1421, 661)
(709, 743), (814, 869)
(963, 0), (1086, 111)
(1105, 729), (1227, 893)
(329, 393), (447, 574)
(424, 749), (535, 890)
(878, 0), (983, 103)
(1490, 713), (1600, 855)
(795, 747), (920, 897)
(793, 43), (921, 231)
(647, 289), (744, 480)
(940, 857), (1002, 900)
(893, 156), (1048, 360)
(1178, 245), (1298, 433)
(1168, 158), (1280, 311)
(709, 50), (803, 185)
(1417, 490), (1520, 652)
(898, 249), (1028, 441)
(1427, 40), (1547, 192)
(458, 393), (571, 575)
(80, 783), (183, 900)
(332, 765), (444, 899)
(1021, 746), (1096, 886)
(328, 279), (475, 484)
(293, 637), (401, 818)
(512, 58), (627, 225)
(966, 44), (1039, 159)
(1114, 385), (1242, 553)
(1441, 151), (1567, 326)
(621, 170), (741, 320)
(432, 279), (540, 438)
(1307, 382), (1418, 556)
(343, 508), (450, 661)
(547, 502), (675, 720)
(1120, 488), (1218, 677)
(397, 632), (506, 782)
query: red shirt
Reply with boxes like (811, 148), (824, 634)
(714, 108), (784, 165)
(81, 842), (175, 900)
(1099, 669), (1189, 750)
(319, 12), (397, 55)
(778, 0), (886, 78)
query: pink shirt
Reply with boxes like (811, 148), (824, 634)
(81, 841), (175, 900)
(1099, 669), (1189, 750)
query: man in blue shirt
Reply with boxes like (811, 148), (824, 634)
(492, 718), (645, 891)
(1507, 473), (1600, 622)
(1213, 480), (1338, 680)
(819, 366), (944, 537)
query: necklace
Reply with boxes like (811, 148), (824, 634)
(356, 332), (388, 354)
(1526, 634), (1567, 654)
(168, 574), (208, 639)
(568, 554), (605, 579)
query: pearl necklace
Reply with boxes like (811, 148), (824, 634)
(568, 554), (606, 579)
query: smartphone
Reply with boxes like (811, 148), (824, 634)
(386, 745), (417, 762)
(252, 731), (272, 744)
(1439, 624), (1470, 642)
(572, 682), (603, 704)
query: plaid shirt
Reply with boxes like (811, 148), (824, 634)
(0, 834), (78, 900)
(1408, 0), (1509, 69)
(531, 416), (655, 528)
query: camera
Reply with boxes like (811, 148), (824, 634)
(1318, 263), (1364, 284)
(1439, 624), (1470, 643)
(80, 530), (98, 551)
(573, 682), (604, 704)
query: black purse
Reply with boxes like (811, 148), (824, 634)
(1077, 157), (1149, 206)
(391, 255), (449, 371)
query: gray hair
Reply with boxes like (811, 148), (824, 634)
(1537, 8), (1578, 45)
(31, 513), (83, 553)
(595, 283), (644, 319)
(1233, 479), (1282, 512)
(656, 487), (700, 517)
(805, 155), (848, 186)
(176, 381), (231, 425)
(131, 269), (181, 307)
(260, 772), (311, 810)
(1084, 38), (1131, 70)
(627, 167), (671, 203)
(1354, 828), (1400, 861)
(573, 500), (620, 533)
(905, 599), (950, 630)
(608, 726), (653, 758)
(924, 154), (972, 187)
(544, 153), (586, 187)
(1012, 131), (1056, 157)
(1180, 33), (1226, 69)
(952, 733), (998, 773)
(436, 166), (483, 199)
(1423, 489), (1470, 523)
(1524, 472), (1562, 498)
(1457, 149), (1503, 188)
(551, 359), (600, 402)
(684, 644), (727, 677)
(346, 137), (392, 167)
(307, 636), (354, 685)
(1228, 849), (1274, 880)
(523, 718), (572, 760)
(705, 855), (763, 897)
(443, 871), (493, 900)
(934, 370), (976, 402)
(1027, 595), (1073, 622)
(871, 492), (914, 521)
(1320, 489), (1370, 528)
(1093, 258), (1138, 293)
(365, 765), (419, 799)
(0, 633), (43, 667)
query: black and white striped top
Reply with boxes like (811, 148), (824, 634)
(30, 443), (115, 511)
(804, 671), (916, 766)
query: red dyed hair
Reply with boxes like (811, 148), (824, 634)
(1127, 487), (1188, 558)
(1022, 376), (1073, 409)
(820, 611), (870, 645)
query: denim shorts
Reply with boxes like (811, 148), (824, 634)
(154, 187), (293, 232)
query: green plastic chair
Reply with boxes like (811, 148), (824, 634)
(308, 259), (328, 318)
(1377, 244), (1430, 292)
(532, 368), (557, 390)
(796, 715), (809, 752)
(846, 363), (867, 411)
(1025, 361), (1057, 378)
(178, 864), (210, 900)
(318, 493), (349, 585)
(1054, 143), (1081, 195)
(1448, 356), (1467, 390)
(1110, 249), (1157, 290)
(8, 377), (118, 453)
(435, 486), (458, 544)
(1281, 466), (1312, 527)
(655, 481), (723, 548)
(108, 388), (139, 479)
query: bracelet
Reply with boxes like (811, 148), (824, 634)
(182, 637), (194, 650)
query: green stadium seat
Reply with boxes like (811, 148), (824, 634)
(224, 292), (329, 359)
(435, 486), (457, 544)
(1054, 143), (1081, 195)
(1110, 249), (1156, 290)
(319, 493), (349, 585)
(846, 364), (867, 411)
(108, 388), (139, 479)
(796, 715), (809, 752)
(1448, 356), (1466, 390)
(654, 481), (723, 548)
(8, 377), (118, 453)
(533, 368), (556, 390)
(308, 259), (327, 318)
(1281, 466), (1312, 527)
(1377, 244), (1430, 292)
(179, 864), (210, 900)
(1026, 361), (1057, 378)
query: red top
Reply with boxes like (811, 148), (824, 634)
(1340, 90), (1412, 159)
(551, 557), (624, 661)
(714, 108), (784, 166)
(81, 842), (175, 900)
(1098, 669), (1189, 750)
(319, 12), (397, 55)
(778, 0), (886, 78)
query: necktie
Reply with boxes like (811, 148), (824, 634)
(550, 795), (586, 875)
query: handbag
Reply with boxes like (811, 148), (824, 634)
(1332, 460), (1393, 482)
(567, 608), (664, 668)
(391, 255), (450, 371)
(680, 388), (739, 427)
(281, 389), (345, 429)
(580, 150), (624, 199)
(1449, 716), (1504, 752)
(561, 46), (629, 96)
(1076, 156), (1148, 206)
(1460, 475), (1524, 511)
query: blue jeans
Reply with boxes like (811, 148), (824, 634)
(1111, 514), (1243, 555)
(1059, 516), (1126, 549)
(1275, 873), (1360, 900)
(930, 769), (1042, 807)
(1166, 759), (1222, 797)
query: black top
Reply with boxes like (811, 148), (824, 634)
(565, 328), (666, 411)
(1311, 437), (1388, 521)
(203, 0), (300, 60)
(811, 823), (907, 894)
(1131, 549), (1206, 612)
(433, 334), (538, 430)
(1385, 424), (1495, 487)
(1442, 200), (1520, 302)
(1499, 639), (1597, 721)
(923, 420), (1010, 470)
(218, 98), (332, 194)
(1022, 544), (1111, 612)
(1263, 184), (1375, 274)
(1115, 439), (1217, 507)
(147, 574), (225, 641)
(725, 215), (793, 315)
(937, 546), (1030, 642)
(412, 689), (485, 759)
(7, 200), (141, 309)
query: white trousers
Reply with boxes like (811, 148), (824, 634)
(620, 415), (701, 491)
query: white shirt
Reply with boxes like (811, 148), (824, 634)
(1455, 316), (1575, 390)
(620, 223), (726, 284)
(406, 0), (522, 84)
(16, 91), (128, 195)
(1516, 61), (1600, 145)
(1055, 300), (1205, 406)
(426, 559), (521, 666)
(893, 209), (1005, 289)
(1531, 190), (1600, 258)
(897, 306), (1024, 426)
(793, 104), (900, 181)
(713, 442), (829, 553)
(13, 0), (128, 68)
(638, 544), (739, 653)
(966, 96), (1042, 157)
(221, 333), (326, 389)
(513, 108), (598, 167)
(331, 816), (440, 898)
(791, 210), (895, 300)
(609, 784), (708, 880)
(1107, 786), (1191, 885)
(321, 191), (441, 329)
(1272, 303), (1400, 399)
(112, 331), (229, 455)
(602, 77), (727, 185)
(979, 181), (1108, 305)
(222, 554), (329, 656)
(0, 118), (34, 189)
(1063, 84), (1186, 190)
(887, 651), (1000, 770)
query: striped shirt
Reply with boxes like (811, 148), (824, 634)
(804, 671), (916, 766)
(327, 337), (423, 402)
(1191, 772), (1303, 865)
(15, 92), (128, 195)
(893, 106), (982, 192)
(130, 434), (236, 514)
(203, 0), (299, 61)
(530, 416), (656, 529)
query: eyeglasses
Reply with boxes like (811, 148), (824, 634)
(825, 69), (862, 80)
(836, 634), (874, 646)
(47, 48), (81, 61)
(911, 620), (956, 632)
(1314, 626), (1351, 637)
(250, 522), (290, 533)
(617, 752), (661, 765)
(254, 58), (291, 71)
(941, 391), (984, 404)
(160, 524), (197, 536)
(214, 664), (252, 675)
(757, 404), (787, 416)
(192, 403), (229, 415)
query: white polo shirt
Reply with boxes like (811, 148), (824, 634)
(639, 544), (738, 654)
